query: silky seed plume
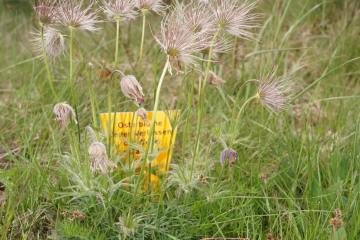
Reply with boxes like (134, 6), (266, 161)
(155, 9), (208, 72)
(32, 27), (65, 59)
(33, 0), (58, 25)
(257, 68), (291, 112)
(57, 0), (98, 31)
(136, 0), (165, 15)
(210, 0), (258, 39)
(103, 0), (138, 21)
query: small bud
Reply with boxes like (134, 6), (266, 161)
(53, 102), (78, 129)
(207, 71), (225, 86)
(220, 148), (238, 166)
(120, 75), (145, 105)
(135, 107), (148, 121)
(88, 142), (117, 174)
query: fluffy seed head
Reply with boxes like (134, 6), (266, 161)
(32, 27), (65, 59)
(257, 68), (290, 112)
(53, 102), (78, 129)
(220, 148), (238, 166)
(33, 0), (58, 25)
(179, 1), (214, 34)
(210, 0), (258, 39)
(177, 1), (231, 55)
(197, 0), (210, 4)
(120, 75), (145, 105)
(88, 142), (117, 174)
(155, 11), (208, 72)
(57, 0), (98, 31)
(136, 0), (165, 15)
(103, 0), (138, 21)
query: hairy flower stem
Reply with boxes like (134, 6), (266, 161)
(191, 30), (220, 181)
(114, 18), (120, 66)
(106, 19), (120, 156)
(236, 94), (259, 123)
(230, 94), (259, 140)
(41, 26), (57, 98)
(139, 10), (147, 60)
(69, 27), (74, 87)
(130, 58), (170, 210)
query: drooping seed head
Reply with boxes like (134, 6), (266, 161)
(135, 107), (148, 121)
(136, 0), (165, 15)
(88, 142), (117, 174)
(32, 27), (65, 59)
(207, 71), (225, 86)
(257, 68), (291, 112)
(120, 75), (145, 105)
(220, 148), (238, 166)
(210, 0), (258, 39)
(53, 102), (78, 129)
(103, 0), (138, 21)
(155, 10), (208, 72)
(57, 0), (98, 31)
(33, 0), (58, 25)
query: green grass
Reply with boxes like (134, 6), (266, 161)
(0, 0), (359, 239)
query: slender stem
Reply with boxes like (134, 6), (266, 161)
(130, 59), (169, 210)
(69, 27), (74, 86)
(148, 59), (170, 150)
(41, 26), (57, 98)
(106, 94), (112, 155)
(232, 37), (239, 70)
(114, 18), (120, 66)
(235, 94), (259, 124)
(139, 11), (147, 61)
(107, 19), (120, 155)
(227, 94), (259, 144)
(191, 30), (220, 181)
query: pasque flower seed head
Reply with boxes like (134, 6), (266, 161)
(88, 142), (117, 174)
(120, 75), (145, 105)
(53, 102), (78, 129)
(103, 0), (138, 21)
(57, 0), (98, 31)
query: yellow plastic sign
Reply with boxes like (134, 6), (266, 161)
(100, 111), (178, 175)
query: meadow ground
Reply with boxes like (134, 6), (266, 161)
(0, 0), (359, 239)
